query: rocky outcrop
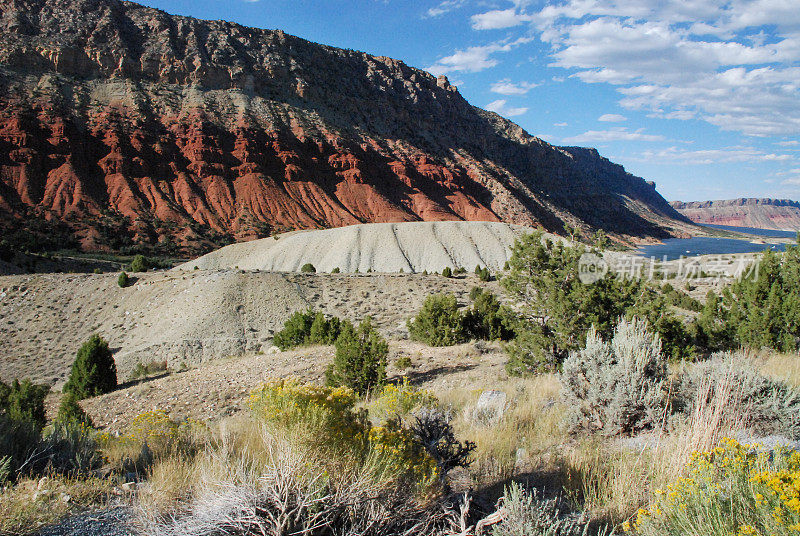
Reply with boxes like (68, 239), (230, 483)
(671, 199), (800, 231)
(0, 0), (694, 254)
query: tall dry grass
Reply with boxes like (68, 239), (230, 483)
(559, 360), (751, 525)
(437, 374), (565, 485)
(760, 350), (800, 388)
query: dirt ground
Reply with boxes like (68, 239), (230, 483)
(0, 270), (501, 387)
(66, 340), (508, 433)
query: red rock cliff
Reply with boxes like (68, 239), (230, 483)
(0, 0), (693, 254)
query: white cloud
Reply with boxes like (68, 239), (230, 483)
(471, 8), (534, 30)
(426, 37), (532, 75)
(649, 110), (696, 120)
(777, 140), (800, 146)
(554, 122), (568, 127)
(451, 0), (800, 137)
(636, 146), (795, 165)
(598, 113), (627, 122)
(563, 127), (665, 143)
(782, 177), (800, 185)
(486, 99), (529, 117)
(425, 0), (465, 17)
(490, 79), (539, 95)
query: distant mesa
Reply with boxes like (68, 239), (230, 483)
(671, 198), (800, 232)
(0, 0), (694, 256)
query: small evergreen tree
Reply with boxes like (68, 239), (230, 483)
(327, 318), (387, 396)
(309, 312), (341, 345)
(129, 255), (150, 273)
(462, 288), (515, 341)
(63, 335), (118, 400)
(273, 311), (315, 350)
(300, 263), (316, 273)
(0, 379), (49, 430)
(441, 266), (452, 278)
(117, 271), (129, 288)
(407, 293), (466, 346)
(56, 392), (93, 426)
(721, 248), (800, 353)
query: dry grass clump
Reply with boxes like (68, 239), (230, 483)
(138, 425), (464, 536)
(439, 374), (564, 485)
(556, 349), (781, 527)
(760, 350), (800, 388)
(0, 475), (113, 534)
(135, 379), (482, 535)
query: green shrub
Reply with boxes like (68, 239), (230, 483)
(331, 267), (340, 273)
(56, 392), (93, 427)
(41, 420), (101, 475)
(130, 361), (168, 380)
(273, 311), (342, 350)
(462, 288), (515, 341)
(504, 324), (558, 375)
(492, 482), (595, 536)
(441, 266), (452, 278)
(63, 335), (118, 400)
(272, 311), (315, 350)
(309, 312), (342, 345)
(0, 379), (50, 480)
(474, 265), (492, 282)
(128, 254), (150, 273)
(117, 271), (129, 288)
(0, 379), (49, 430)
(300, 263), (316, 273)
(395, 355), (413, 370)
(0, 415), (42, 480)
(407, 293), (466, 346)
(327, 317), (388, 396)
(560, 317), (668, 436)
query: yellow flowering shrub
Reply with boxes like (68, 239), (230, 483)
(368, 418), (439, 489)
(368, 379), (438, 422)
(249, 378), (368, 448)
(630, 438), (800, 536)
(99, 411), (208, 471)
(250, 378), (440, 492)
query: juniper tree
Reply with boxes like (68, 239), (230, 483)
(63, 335), (118, 400)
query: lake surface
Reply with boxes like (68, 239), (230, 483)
(635, 237), (788, 261)
(704, 224), (798, 238)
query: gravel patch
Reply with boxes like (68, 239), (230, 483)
(35, 507), (134, 536)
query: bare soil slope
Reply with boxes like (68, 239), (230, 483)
(178, 221), (536, 273)
(0, 270), (500, 386)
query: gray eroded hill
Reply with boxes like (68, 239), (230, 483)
(0, 270), (500, 387)
(178, 221), (539, 273)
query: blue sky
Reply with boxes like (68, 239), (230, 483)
(136, 0), (800, 202)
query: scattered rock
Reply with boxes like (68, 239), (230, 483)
(472, 389), (507, 425)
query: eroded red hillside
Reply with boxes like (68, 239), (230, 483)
(0, 0), (694, 254)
